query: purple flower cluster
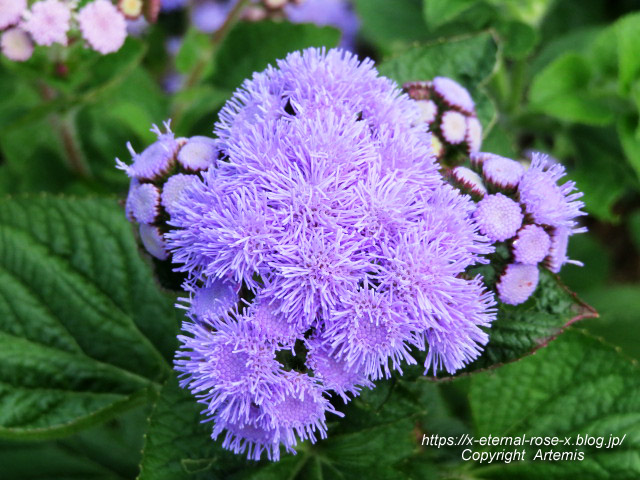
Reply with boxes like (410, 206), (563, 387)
(165, 48), (496, 460)
(450, 152), (587, 305)
(404, 77), (483, 165)
(116, 123), (218, 260)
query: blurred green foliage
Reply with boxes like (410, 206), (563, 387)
(1, 0), (639, 478)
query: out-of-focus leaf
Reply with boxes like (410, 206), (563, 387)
(486, 0), (554, 26)
(176, 28), (212, 75)
(0, 196), (177, 439)
(355, 0), (430, 51)
(580, 286), (640, 361)
(211, 21), (340, 91)
(0, 407), (149, 480)
(617, 113), (640, 181)
(615, 12), (640, 95)
(529, 53), (615, 125)
(561, 234), (611, 293)
(171, 86), (233, 136)
(422, 0), (476, 29)
(470, 329), (640, 479)
(568, 125), (636, 221)
(496, 19), (538, 59)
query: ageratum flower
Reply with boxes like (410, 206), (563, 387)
(403, 77), (482, 165)
(77, 0), (128, 54)
(23, 0), (71, 46)
(1, 28), (33, 62)
(168, 48), (496, 460)
(116, 122), (218, 260)
(0, 0), (26, 30)
(456, 151), (587, 305)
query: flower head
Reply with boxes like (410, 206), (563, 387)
(441, 111), (467, 144)
(139, 224), (169, 260)
(450, 166), (487, 198)
(129, 182), (160, 224)
(78, 0), (128, 54)
(177, 136), (219, 171)
(497, 263), (539, 305)
(24, 0), (71, 46)
(482, 153), (525, 190)
(518, 153), (586, 229)
(432, 76), (475, 114)
(163, 48), (496, 460)
(474, 193), (523, 242)
(1, 28), (33, 62)
(116, 122), (180, 181)
(512, 224), (550, 265)
(546, 226), (584, 273)
(0, 0), (26, 30)
(161, 174), (198, 217)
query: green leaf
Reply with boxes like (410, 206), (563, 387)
(137, 376), (246, 480)
(470, 329), (640, 479)
(568, 125), (636, 221)
(355, 0), (430, 51)
(617, 113), (640, 181)
(379, 32), (498, 87)
(176, 28), (212, 75)
(486, 0), (554, 26)
(615, 12), (640, 95)
(138, 373), (461, 479)
(496, 19), (538, 59)
(0, 196), (177, 439)
(378, 32), (499, 134)
(528, 53), (615, 125)
(438, 270), (597, 378)
(579, 285), (640, 362)
(422, 0), (476, 30)
(211, 21), (340, 91)
(171, 86), (233, 136)
(0, 407), (149, 480)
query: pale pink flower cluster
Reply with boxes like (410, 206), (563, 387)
(1, 0), (130, 62)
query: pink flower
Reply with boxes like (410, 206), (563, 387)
(78, 0), (127, 54)
(0, 0), (26, 30)
(23, 0), (71, 46)
(1, 28), (33, 62)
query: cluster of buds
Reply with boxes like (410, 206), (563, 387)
(116, 121), (218, 261)
(450, 152), (586, 305)
(404, 77), (483, 166)
(0, 0), (151, 62)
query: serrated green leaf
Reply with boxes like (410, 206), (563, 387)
(137, 376), (246, 480)
(436, 270), (597, 378)
(378, 32), (498, 130)
(138, 374), (457, 479)
(0, 196), (177, 439)
(469, 329), (640, 479)
(378, 32), (498, 88)
(211, 21), (340, 91)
